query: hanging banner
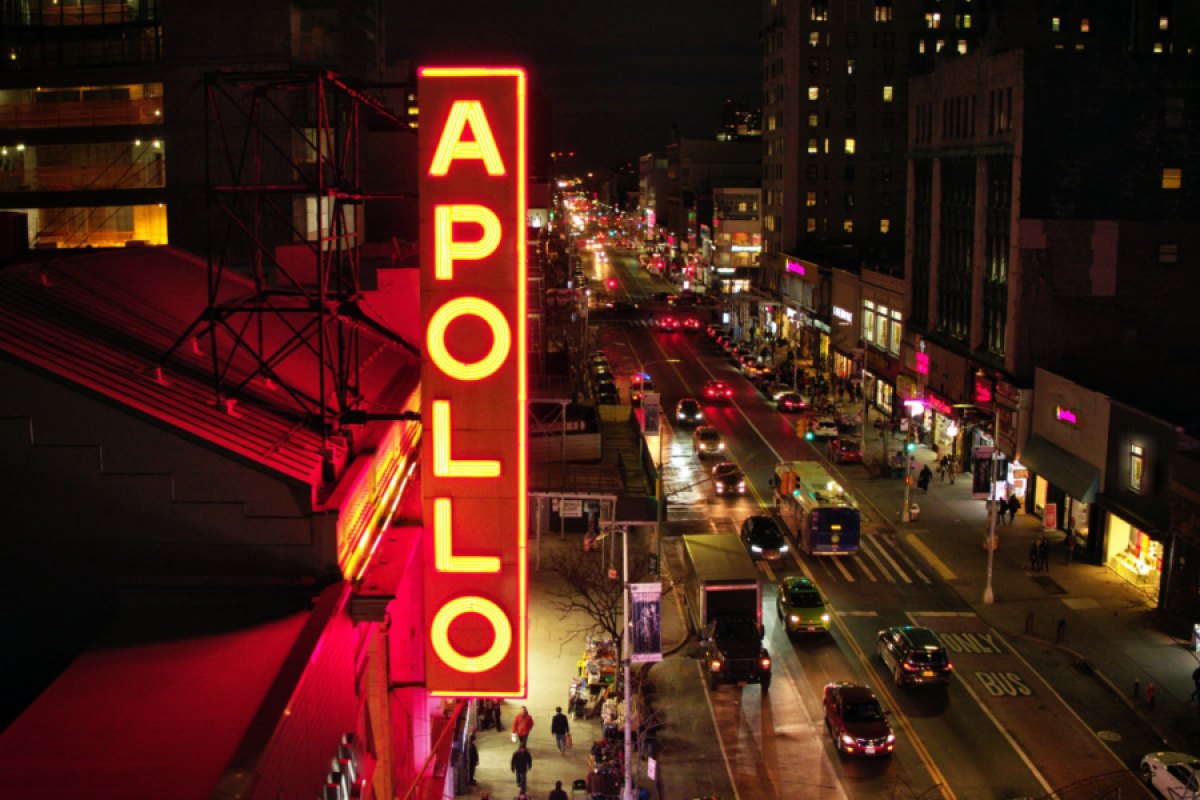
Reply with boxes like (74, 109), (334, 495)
(630, 582), (663, 664)
(1044, 502), (1058, 531)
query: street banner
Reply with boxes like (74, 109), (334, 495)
(1044, 502), (1058, 531)
(629, 582), (663, 664)
(972, 446), (993, 499)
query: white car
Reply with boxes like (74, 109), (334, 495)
(1141, 752), (1200, 799)
(812, 418), (840, 438)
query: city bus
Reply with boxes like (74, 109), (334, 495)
(773, 461), (861, 555)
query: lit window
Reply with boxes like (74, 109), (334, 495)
(824, 138), (830, 153)
(1160, 16), (1170, 30)
(811, 3), (829, 21)
(1158, 243), (1179, 264)
(936, 39), (945, 52)
(843, 219), (854, 233)
(808, 86), (820, 101)
(875, 5), (893, 23)
(1153, 42), (1164, 53)
(1163, 168), (1182, 189)
(806, 218), (817, 233)
(919, 39), (927, 54)
(806, 192), (817, 207)
(847, 59), (856, 75)
(957, 40), (968, 54)
(1080, 18), (1090, 33)
(1129, 444), (1144, 493)
(961, 14), (972, 29)
(880, 218), (891, 233)
(925, 12), (940, 28)
(808, 138), (819, 154)
(889, 309), (902, 356)
(862, 300), (875, 343)
(809, 32), (820, 47)
(1051, 17), (1061, 32)
(808, 112), (820, 128)
(882, 85), (894, 103)
(845, 138), (856, 155)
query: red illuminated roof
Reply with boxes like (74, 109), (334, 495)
(0, 247), (417, 484)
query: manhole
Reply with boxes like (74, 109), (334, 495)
(1097, 730), (1122, 742)
(1031, 575), (1068, 595)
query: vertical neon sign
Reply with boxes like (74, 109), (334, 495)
(419, 67), (527, 697)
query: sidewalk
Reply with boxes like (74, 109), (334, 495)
(831, 397), (1200, 758)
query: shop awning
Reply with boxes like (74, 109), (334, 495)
(1019, 435), (1101, 503)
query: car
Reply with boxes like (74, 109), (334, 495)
(710, 462), (746, 496)
(730, 345), (752, 363)
(671, 293), (699, 307)
(777, 393), (807, 413)
(827, 437), (864, 464)
(876, 626), (954, 686)
(675, 398), (703, 425)
(594, 378), (617, 397)
(650, 291), (672, 302)
(591, 365), (613, 385)
(823, 682), (895, 758)
(630, 374), (656, 407)
(751, 367), (778, 389)
(596, 385), (620, 405)
(682, 317), (702, 332)
(657, 316), (681, 332)
(739, 514), (789, 560)
(714, 334), (732, 350)
(706, 324), (728, 339)
(1140, 752), (1200, 799)
(811, 418), (840, 438)
(703, 379), (733, 402)
(776, 577), (831, 636)
(692, 426), (725, 458)
(765, 381), (796, 400)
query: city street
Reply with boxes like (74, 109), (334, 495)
(573, 243), (1177, 800)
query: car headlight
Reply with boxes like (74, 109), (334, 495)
(698, 444), (706, 450)
(779, 545), (789, 553)
(750, 545), (763, 553)
(841, 734), (855, 747)
(717, 442), (725, 450)
(886, 734), (896, 744)
(737, 482), (745, 491)
(788, 614), (800, 623)
(715, 485), (724, 493)
(821, 614), (831, 622)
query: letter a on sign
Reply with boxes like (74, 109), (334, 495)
(419, 67), (527, 698)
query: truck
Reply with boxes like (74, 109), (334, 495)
(773, 460), (861, 555)
(681, 534), (772, 691)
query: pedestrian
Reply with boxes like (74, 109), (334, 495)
(468, 735), (479, 785)
(551, 706), (570, 756)
(1190, 666), (1200, 702)
(1007, 494), (1021, 524)
(512, 705), (535, 747)
(938, 455), (948, 482)
(1029, 541), (1040, 572)
(948, 458), (956, 484)
(548, 780), (569, 800)
(511, 744), (533, 792)
(1065, 528), (1076, 564)
(492, 699), (503, 731)
(918, 464), (933, 492)
(1037, 535), (1050, 572)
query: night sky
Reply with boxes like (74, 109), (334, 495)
(391, 2), (762, 169)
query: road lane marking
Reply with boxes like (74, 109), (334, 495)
(868, 534), (913, 584)
(890, 543), (932, 584)
(696, 660), (743, 800)
(904, 534), (958, 581)
(830, 554), (855, 582)
(858, 535), (899, 583)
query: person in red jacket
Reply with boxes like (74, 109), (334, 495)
(512, 706), (535, 747)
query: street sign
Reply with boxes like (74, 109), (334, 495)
(559, 499), (582, 517)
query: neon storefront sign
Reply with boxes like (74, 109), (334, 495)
(419, 67), (527, 697)
(1055, 405), (1078, 426)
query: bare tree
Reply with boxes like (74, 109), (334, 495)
(543, 540), (650, 662)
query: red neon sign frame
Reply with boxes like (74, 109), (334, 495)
(419, 66), (527, 697)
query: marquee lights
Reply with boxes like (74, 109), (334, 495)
(420, 66), (527, 697)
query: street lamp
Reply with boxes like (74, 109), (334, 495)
(983, 406), (1000, 604)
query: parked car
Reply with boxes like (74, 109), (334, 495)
(1140, 752), (1200, 800)
(876, 626), (954, 686)
(811, 418), (840, 438)
(703, 379), (733, 402)
(675, 398), (703, 425)
(657, 316), (681, 332)
(596, 385), (620, 405)
(710, 462), (746, 496)
(706, 323), (728, 339)
(827, 438), (864, 464)
(751, 367), (778, 389)
(765, 381), (796, 400)
(777, 393), (807, 413)
(693, 426), (725, 458)
(823, 683), (895, 758)
(682, 317), (702, 332)
(776, 577), (831, 636)
(739, 514), (789, 560)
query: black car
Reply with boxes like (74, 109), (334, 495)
(596, 385), (620, 405)
(739, 514), (789, 560)
(675, 398), (703, 425)
(711, 462), (746, 496)
(876, 626), (954, 686)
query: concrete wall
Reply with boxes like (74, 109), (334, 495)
(1031, 367), (1109, 488)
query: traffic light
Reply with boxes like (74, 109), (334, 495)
(606, 278), (617, 290)
(905, 436), (916, 452)
(805, 428), (815, 441)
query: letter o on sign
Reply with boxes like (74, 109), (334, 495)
(427, 297), (511, 381)
(430, 595), (513, 673)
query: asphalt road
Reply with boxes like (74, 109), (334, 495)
(581, 245), (1156, 800)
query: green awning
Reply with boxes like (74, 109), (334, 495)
(1019, 435), (1101, 503)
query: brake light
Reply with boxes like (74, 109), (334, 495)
(760, 657), (771, 669)
(902, 662), (919, 671)
(710, 659), (722, 672)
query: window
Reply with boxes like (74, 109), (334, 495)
(844, 165), (856, 181)
(846, 32), (858, 47)
(1051, 17), (1061, 32)
(862, 302), (875, 345)
(875, 3), (894, 23)
(845, 191), (855, 208)
(809, 57), (820, 74)
(808, 138), (819, 154)
(809, 86), (821, 101)
(889, 309), (902, 355)
(1159, 242), (1179, 264)
(883, 85), (894, 102)
(1163, 168), (1182, 189)
(957, 40), (968, 54)
(880, 218), (891, 233)
(1130, 444), (1144, 493)
(883, 59), (895, 75)
(806, 217), (817, 233)
(882, 111), (894, 128)
(845, 111), (857, 129)
(808, 112), (820, 128)
(844, 219), (854, 233)
(1160, 16), (1170, 30)
(847, 58), (857, 75)
(875, 304), (890, 348)
(806, 191), (817, 207)
(806, 164), (819, 180)
(812, 2), (829, 22)
(958, 14), (972, 29)
(809, 32), (821, 47)
(845, 138), (857, 155)
(846, 84), (857, 101)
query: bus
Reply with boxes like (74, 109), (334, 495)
(773, 461), (861, 555)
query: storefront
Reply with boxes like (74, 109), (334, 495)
(1021, 434), (1101, 559)
(1101, 510), (1162, 601)
(864, 346), (898, 419)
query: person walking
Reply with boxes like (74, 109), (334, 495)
(938, 455), (948, 483)
(1029, 540), (1040, 572)
(548, 780), (569, 800)
(1007, 494), (1021, 524)
(468, 735), (480, 785)
(511, 744), (533, 793)
(512, 706), (535, 747)
(918, 464), (933, 492)
(1037, 535), (1050, 572)
(1191, 665), (1200, 702)
(551, 706), (570, 756)
(1065, 527), (1076, 564)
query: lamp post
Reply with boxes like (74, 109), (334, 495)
(646, 358), (681, 575)
(983, 407), (1000, 604)
(901, 400), (925, 522)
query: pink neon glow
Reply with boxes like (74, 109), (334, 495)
(914, 352), (929, 376)
(786, 261), (806, 276)
(1056, 406), (1078, 425)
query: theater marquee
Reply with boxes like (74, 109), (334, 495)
(419, 67), (527, 697)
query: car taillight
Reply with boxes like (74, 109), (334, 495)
(710, 659), (722, 672)
(902, 662), (919, 671)
(760, 657), (771, 669)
